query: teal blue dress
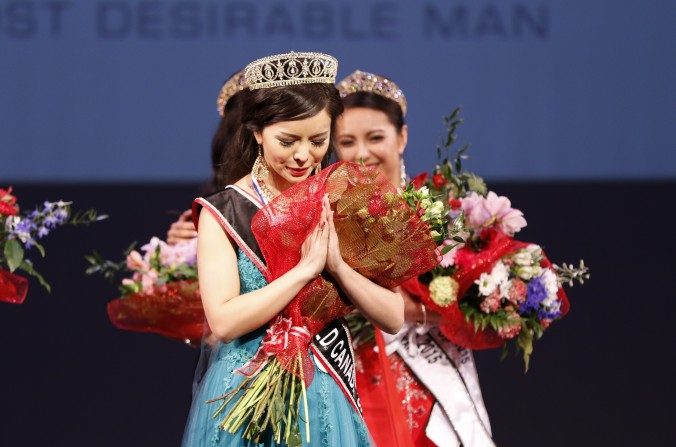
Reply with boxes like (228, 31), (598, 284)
(182, 249), (371, 447)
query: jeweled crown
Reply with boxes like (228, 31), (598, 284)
(216, 70), (247, 117)
(244, 51), (338, 90)
(336, 70), (407, 116)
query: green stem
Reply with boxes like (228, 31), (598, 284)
(298, 354), (311, 443)
(285, 366), (296, 443)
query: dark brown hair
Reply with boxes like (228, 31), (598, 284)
(341, 91), (405, 131)
(218, 83), (343, 186)
(211, 89), (246, 190)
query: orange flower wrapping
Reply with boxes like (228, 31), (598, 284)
(245, 161), (438, 386)
(106, 279), (205, 345)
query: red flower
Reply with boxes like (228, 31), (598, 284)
(432, 173), (446, 189)
(411, 172), (428, 189)
(0, 187), (18, 216)
(367, 196), (389, 217)
(448, 198), (462, 210)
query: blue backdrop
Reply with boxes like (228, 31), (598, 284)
(1, 0), (674, 181)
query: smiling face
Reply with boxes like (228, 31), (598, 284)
(335, 107), (408, 187)
(254, 109), (332, 191)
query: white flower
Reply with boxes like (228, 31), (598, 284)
(511, 245), (542, 267)
(491, 261), (509, 286)
(499, 279), (512, 299)
(476, 261), (509, 296)
(476, 272), (498, 296)
(430, 200), (445, 216)
(5, 216), (31, 243)
(525, 244), (543, 259)
(541, 269), (559, 299)
(542, 296), (562, 313)
(4, 215), (19, 232)
(515, 265), (542, 281)
(512, 250), (534, 267)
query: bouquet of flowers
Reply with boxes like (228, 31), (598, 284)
(212, 162), (438, 446)
(1, 186), (105, 304)
(401, 109), (589, 369)
(86, 236), (205, 345)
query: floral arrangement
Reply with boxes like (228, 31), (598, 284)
(211, 162), (438, 446)
(401, 109), (589, 369)
(86, 236), (204, 344)
(1, 186), (105, 304)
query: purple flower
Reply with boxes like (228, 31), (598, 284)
(37, 226), (50, 238)
(519, 276), (548, 314)
(15, 218), (36, 233)
(43, 215), (59, 228)
(54, 207), (69, 223)
(538, 307), (562, 320)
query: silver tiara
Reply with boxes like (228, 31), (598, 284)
(336, 70), (408, 116)
(244, 51), (338, 90)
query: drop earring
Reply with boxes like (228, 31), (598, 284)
(399, 156), (408, 189)
(251, 145), (275, 202)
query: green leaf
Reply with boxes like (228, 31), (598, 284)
(33, 241), (46, 258)
(4, 239), (24, 272)
(439, 244), (455, 255)
(517, 331), (534, 372)
(123, 241), (138, 256)
(19, 260), (51, 293)
(500, 344), (509, 361)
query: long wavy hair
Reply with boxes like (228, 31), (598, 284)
(216, 83), (343, 186)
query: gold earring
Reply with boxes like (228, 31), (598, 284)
(251, 145), (276, 202)
(252, 145), (269, 180)
(314, 163), (322, 175)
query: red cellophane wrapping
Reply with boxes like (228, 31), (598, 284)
(0, 268), (28, 304)
(404, 229), (570, 350)
(247, 161), (438, 385)
(106, 279), (205, 345)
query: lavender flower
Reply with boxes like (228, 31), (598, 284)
(37, 226), (50, 238)
(5, 200), (72, 249)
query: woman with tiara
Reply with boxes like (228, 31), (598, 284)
(166, 69), (247, 245)
(335, 70), (495, 447)
(181, 52), (408, 447)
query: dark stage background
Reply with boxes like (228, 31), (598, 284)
(1, 181), (674, 446)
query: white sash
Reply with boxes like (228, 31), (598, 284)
(383, 323), (495, 447)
